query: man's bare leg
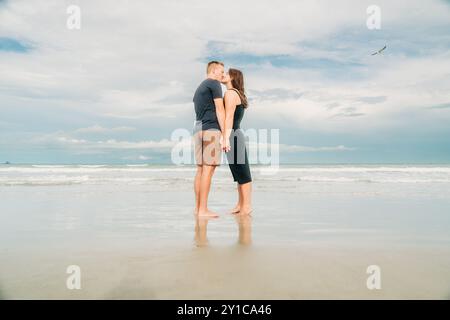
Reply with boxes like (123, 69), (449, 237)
(194, 165), (203, 214)
(198, 164), (219, 217)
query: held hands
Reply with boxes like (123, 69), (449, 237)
(223, 138), (231, 152)
(220, 134), (231, 152)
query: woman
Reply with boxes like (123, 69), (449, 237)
(221, 68), (252, 215)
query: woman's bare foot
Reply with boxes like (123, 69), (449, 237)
(230, 204), (241, 214)
(197, 209), (219, 218)
(239, 206), (253, 215)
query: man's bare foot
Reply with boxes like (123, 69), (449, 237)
(230, 204), (240, 214)
(197, 210), (219, 218)
(194, 208), (199, 215)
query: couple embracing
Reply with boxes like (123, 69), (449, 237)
(193, 61), (252, 218)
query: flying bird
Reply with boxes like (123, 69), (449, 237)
(372, 45), (387, 56)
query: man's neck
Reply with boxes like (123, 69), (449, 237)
(207, 75), (215, 80)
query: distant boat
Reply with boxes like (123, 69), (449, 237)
(4, 161), (10, 165)
(372, 45), (387, 56)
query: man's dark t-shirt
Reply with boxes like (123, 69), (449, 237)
(193, 78), (222, 132)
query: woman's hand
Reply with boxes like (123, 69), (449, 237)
(223, 138), (231, 152)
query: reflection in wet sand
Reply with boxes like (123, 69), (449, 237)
(1, 213), (449, 299)
(194, 216), (211, 247)
(234, 214), (252, 246)
(194, 213), (253, 247)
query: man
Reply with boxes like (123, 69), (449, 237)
(193, 61), (225, 217)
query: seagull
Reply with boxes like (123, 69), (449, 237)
(372, 45), (387, 56)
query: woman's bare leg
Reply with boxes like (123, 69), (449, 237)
(230, 183), (243, 214)
(239, 182), (252, 215)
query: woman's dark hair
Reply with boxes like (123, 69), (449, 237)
(229, 68), (248, 108)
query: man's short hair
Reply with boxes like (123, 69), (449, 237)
(207, 61), (224, 74)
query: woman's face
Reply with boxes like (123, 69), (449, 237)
(221, 72), (231, 84)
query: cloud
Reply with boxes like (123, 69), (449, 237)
(1, 1), (449, 125)
(121, 155), (153, 161)
(279, 144), (355, 152)
(426, 103), (450, 109)
(27, 130), (354, 156)
(95, 139), (175, 150)
(357, 96), (387, 104)
(56, 136), (87, 144)
(249, 88), (304, 102)
(33, 132), (175, 151)
(1, 0), (450, 163)
(74, 125), (136, 134)
(248, 141), (355, 152)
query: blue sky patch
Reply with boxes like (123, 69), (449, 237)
(0, 37), (31, 53)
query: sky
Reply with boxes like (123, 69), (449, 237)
(0, 0), (449, 164)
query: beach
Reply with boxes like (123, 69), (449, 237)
(0, 164), (449, 299)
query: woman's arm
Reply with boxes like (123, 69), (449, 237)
(223, 90), (237, 152)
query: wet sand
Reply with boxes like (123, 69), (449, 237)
(1, 243), (449, 299)
(0, 165), (449, 299)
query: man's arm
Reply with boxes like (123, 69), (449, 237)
(209, 80), (224, 132)
(214, 98), (225, 133)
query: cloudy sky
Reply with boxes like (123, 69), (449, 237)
(0, 0), (449, 164)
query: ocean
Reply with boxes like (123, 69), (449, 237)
(2, 163), (450, 185)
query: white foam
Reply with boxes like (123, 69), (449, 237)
(1, 165), (450, 186)
(0, 166), (197, 173)
(275, 166), (450, 173)
(0, 175), (91, 186)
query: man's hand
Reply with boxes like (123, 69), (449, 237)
(219, 134), (224, 150)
